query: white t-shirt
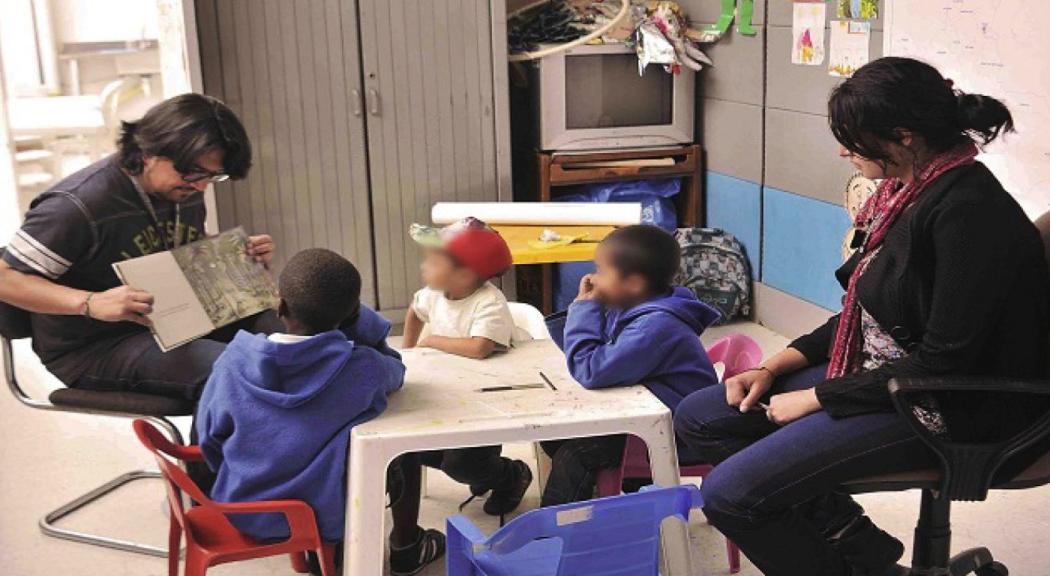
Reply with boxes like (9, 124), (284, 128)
(412, 282), (518, 348)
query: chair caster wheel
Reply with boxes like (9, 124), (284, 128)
(975, 561), (1008, 576)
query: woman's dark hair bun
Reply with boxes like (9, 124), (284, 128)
(829, 57), (1015, 163)
(955, 91), (1014, 145)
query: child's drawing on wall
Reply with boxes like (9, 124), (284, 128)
(792, 2), (826, 65)
(837, 0), (878, 20)
(828, 20), (872, 77)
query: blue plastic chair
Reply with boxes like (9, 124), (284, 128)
(446, 485), (702, 576)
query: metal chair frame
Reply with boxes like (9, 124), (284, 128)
(2, 334), (184, 558)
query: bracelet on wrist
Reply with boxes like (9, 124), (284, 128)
(81, 292), (95, 319)
(748, 366), (775, 378)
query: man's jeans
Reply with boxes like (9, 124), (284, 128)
(673, 364), (934, 576)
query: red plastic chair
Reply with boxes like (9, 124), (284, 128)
(595, 333), (763, 574)
(132, 419), (337, 576)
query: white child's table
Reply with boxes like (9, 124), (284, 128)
(342, 338), (696, 575)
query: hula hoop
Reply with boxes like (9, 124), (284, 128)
(507, 0), (631, 62)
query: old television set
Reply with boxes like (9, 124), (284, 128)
(530, 43), (695, 151)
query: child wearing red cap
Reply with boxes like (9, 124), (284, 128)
(403, 217), (517, 359)
(402, 217), (533, 518)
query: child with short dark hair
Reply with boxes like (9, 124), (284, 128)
(196, 248), (443, 575)
(542, 225), (721, 506)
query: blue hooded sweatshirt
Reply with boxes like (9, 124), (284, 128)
(564, 287), (721, 410)
(195, 306), (404, 542)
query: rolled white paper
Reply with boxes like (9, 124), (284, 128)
(431, 202), (642, 226)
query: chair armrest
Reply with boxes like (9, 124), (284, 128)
(211, 499), (321, 540)
(172, 444), (205, 463)
(889, 376), (1050, 397)
(888, 376), (1050, 502)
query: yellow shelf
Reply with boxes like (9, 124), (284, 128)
(493, 225), (616, 265)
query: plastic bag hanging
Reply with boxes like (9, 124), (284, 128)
(633, 1), (713, 75)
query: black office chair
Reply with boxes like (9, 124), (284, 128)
(841, 213), (1050, 576)
(0, 249), (194, 557)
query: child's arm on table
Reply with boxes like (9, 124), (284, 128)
(342, 304), (401, 359)
(377, 352), (407, 395)
(402, 306), (424, 348)
(564, 300), (678, 389)
(423, 295), (512, 359)
(418, 335), (496, 360)
(344, 349), (406, 412)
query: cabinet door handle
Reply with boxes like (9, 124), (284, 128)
(350, 88), (363, 117)
(367, 88), (380, 116)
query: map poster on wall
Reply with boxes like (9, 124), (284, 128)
(112, 227), (279, 352)
(886, 0), (1050, 217)
(829, 20), (871, 77)
(792, 2), (827, 65)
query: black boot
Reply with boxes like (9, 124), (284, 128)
(484, 459), (533, 516)
(457, 483), (491, 512)
(828, 515), (906, 575)
(802, 493), (906, 576)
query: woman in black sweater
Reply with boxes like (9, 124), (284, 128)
(674, 57), (1049, 576)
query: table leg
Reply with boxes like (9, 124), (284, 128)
(637, 414), (698, 576)
(640, 414), (681, 488)
(344, 436), (390, 576)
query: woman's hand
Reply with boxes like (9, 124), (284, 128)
(766, 388), (822, 426)
(726, 347), (812, 413)
(726, 367), (775, 413)
(246, 234), (275, 268)
(87, 286), (154, 326)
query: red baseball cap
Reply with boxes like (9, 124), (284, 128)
(410, 217), (512, 279)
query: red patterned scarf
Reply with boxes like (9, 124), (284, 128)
(827, 142), (979, 378)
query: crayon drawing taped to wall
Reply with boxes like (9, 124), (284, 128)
(792, 2), (826, 65)
(837, 0), (878, 20)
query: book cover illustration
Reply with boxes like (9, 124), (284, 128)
(169, 227), (278, 327)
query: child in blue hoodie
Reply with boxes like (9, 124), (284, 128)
(541, 225), (721, 506)
(196, 249), (444, 575)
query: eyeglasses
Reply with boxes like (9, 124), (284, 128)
(178, 163), (229, 184)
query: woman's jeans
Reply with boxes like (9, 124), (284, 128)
(674, 364), (936, 576)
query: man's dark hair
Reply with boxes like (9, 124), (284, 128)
(118, 93), (252, 178)
(279, 249), (362, 334)
(601, 225), (681, 294)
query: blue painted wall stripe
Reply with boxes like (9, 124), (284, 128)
(705, 171), (762, 280)
(761, 187), (852, 311)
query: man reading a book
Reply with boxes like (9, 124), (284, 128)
(0, 93), (278, 401)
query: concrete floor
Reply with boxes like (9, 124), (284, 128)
(3, 322), (1050, 575)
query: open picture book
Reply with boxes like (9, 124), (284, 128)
(112, 227), (279, 352)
